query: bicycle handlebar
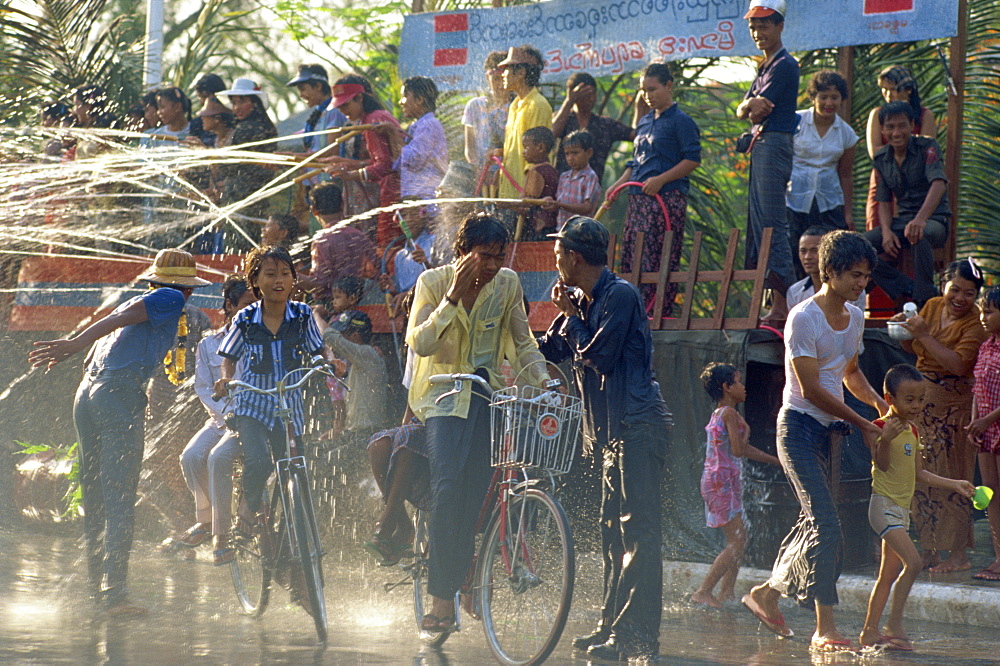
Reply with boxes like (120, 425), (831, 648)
(228, 356), (348, 399)
(429, 372), (564, 406)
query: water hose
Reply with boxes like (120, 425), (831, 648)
(757, 324), (784, 340)
(491, 156), (525, 195)
(595, 181), (671, 231)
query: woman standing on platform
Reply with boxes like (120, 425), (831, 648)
(893, 259), (987, 572)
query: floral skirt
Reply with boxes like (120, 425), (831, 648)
(620, 189), (687, 317)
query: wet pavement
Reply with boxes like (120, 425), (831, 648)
(3, 529), (1000, 664)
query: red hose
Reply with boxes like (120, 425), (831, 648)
(758, 324), (785, 340)
(492, 156), (525, 195)
(599, 181), (671, 231)
(473, 160), (491, 197)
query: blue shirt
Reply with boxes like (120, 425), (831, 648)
(217, 301), (324, 435)
(538, 268), (672, 452)
(393, 230), (435, 293)
(744, 47), (800, 134)
(395, 112), (448, 200)
(87, 287), (185, 378)
(627, 104), (701, 195)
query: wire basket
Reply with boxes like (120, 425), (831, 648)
(488, 385), (583, 475)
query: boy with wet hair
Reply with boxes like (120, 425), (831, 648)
(788, 226), (867, 312)
(860, 364), (974, 651)
(261, 213), (301, 249)
(544, 129), (601, 228)
(520, 125), (559, 240)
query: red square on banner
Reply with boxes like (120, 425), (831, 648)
(434, 13), (468, 33)
(434, 48), (467, 67)
(864, 0), (913, 14)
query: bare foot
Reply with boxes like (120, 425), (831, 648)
(718, 590), (737, 604)
(928, 556), (971, 573)
(690, 590), (721, 608)
(921, 550), (941, 570)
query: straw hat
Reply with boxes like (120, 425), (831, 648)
(219, 78), (270, 110)
(139, 249), (211, 287)
(197, 96), (233, 119)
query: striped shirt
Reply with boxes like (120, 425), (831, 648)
(218, 301), (324, 435)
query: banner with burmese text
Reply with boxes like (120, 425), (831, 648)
(400, 0), (958, 91)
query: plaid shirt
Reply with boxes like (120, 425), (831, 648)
(973, 335), (1000, 447)
(218, 301), (324, 435)
(556, 165), (601, 228)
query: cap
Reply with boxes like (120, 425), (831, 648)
(330, 309), (372, 338)
(547, 216), (610, 255)
(331, 83), (365, 109)
(287, 64), (329, 87)
(139, 249), (211, 287)
(497, 46), (537, 69)
(218, 78), (269, 110)
(744, 0), (785, 19)
(197, 96), (233, 119)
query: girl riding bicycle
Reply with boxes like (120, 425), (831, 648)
(406, 213), (550, 634)
(214, 245), (324, 564)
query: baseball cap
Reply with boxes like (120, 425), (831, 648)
(547, 216), (610, 255)
(744, 0), (785, 19)
(287, 64), (329, 87)
(330, 309), (372, 338)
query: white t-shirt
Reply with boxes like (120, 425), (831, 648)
(782, 298), (864, 426)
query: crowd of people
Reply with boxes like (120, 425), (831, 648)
(22, 0), (1000, 660)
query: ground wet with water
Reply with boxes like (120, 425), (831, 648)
(2, 529), (999, 665)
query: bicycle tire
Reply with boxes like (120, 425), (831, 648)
(411, 509), (453, 648)
(478, 488), (574, 666)
(289, 469), (328, 643)
(230, 462), (271, 617)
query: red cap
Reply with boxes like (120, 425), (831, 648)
(331, 83), (365, 109)
(744, 0), (785, 19)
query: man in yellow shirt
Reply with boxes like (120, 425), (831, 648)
(494, 46), (553, 200)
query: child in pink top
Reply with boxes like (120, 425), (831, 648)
(969, 286), (1000, 580)
(691, 362), (780, 608)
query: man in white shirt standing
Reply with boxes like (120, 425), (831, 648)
(742, 231), (887, 651)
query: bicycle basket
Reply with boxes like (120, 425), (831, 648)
(488, 385), (583, 474)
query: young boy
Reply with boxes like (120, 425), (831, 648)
(860, 364), (975, 651)
(520, 125), (559, 240)
(380, 205), (435, 298)
(543, 129), (601, 229)
(261, 213), (302, 249)
(214, 245), (324, 562)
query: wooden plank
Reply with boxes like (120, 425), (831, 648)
(746, 227), (773, 327)
(944, 0), (968, 265)
(676, 232), (702, 330)
(711, 229), (740, 329)
(608, 233), (618, 273)
(626, 232), (644, 287)
(650, 230), (675, 329)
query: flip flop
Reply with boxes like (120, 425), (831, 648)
(363, 533), (403, 566)
(421, 614), (456, 634)
(879, 635), (914, 652)
(741, 594), (793, 637)
(811, 637), (853, 653)
(972, 568), (1000, 581)
(176, 523), (212, 548)
(213, 547), (236, 566)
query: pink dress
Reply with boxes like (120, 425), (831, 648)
(972, 335), (1000, 453)
(700, 406), (745, 528)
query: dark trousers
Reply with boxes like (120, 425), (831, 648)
(598, 421), (669, 652)
(863, 219), (947, 303)
(425, 392), (493, 601)
(230, 415), (286, 513)
(768, 409), (845, 607)
(73, 371), (148, 604)
(746, 131), (796, 295)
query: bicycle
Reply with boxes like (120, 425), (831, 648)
(386, 372), (582, 665)
(223, 356), (346, 645)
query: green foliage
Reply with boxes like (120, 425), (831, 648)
(15, 440), (82, 518)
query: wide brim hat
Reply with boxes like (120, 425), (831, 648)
(197, 96), (233, 119)
(219, 78), (269, 110)
(744, 0), (785, 19)
(287, 65), (329, 87)
(331, 83), (366, 108)
(139, 248), (211, 287)
(497, 46), (535, 68)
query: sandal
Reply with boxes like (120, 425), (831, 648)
(421, 614), (456, 633)
(213, 547), (236, 566)
(176, 523), (212, 548)
(364, 532), (403, 566)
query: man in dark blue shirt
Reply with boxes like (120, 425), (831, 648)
(539, 217), (672, 661)
(737, 0), (800, 322)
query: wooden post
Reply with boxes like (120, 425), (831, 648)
(944, 0), (968, 265)
(837, 46), (855, 225)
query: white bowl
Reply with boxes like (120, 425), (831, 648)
(886, 321), (913, 341)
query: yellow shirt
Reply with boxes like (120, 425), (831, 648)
(405, 264), (549, 421)
(499, 88), (553, 200)
(871, 418), (923, 509)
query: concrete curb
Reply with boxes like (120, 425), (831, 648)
(663, 560), (1000, 628)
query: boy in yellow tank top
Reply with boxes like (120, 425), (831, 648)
(861, 364), (975, 651)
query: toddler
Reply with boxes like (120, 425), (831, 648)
(520, 125), (559, 240)
(691, 363), (780, 608)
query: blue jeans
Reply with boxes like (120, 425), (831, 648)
(599, 420), (670, 654)
(746, 131), (796, 295)
(73, 369), (148, 604)
(229, 415), (286, 513)
(767, 409), (847, 607)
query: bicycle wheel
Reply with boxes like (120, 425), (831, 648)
(478, 488), (574, 666)
(411, 509), (455, 648)
(288, 468), (328, 643)
(230, 462), (271, 616)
